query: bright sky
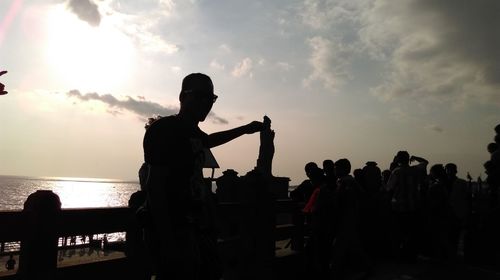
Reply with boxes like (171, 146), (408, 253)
(0, 0), (498, 184)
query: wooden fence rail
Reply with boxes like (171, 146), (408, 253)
(0, 188), (304, 280)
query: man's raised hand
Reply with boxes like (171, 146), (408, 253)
(245, 121), (264, 134)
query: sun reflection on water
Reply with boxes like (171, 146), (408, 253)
(52, 180), (117, 209)
(0, 176), (140, 210)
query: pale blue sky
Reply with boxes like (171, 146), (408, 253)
(0, 0), (498, 184)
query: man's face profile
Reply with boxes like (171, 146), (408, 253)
(179, 73), (216, 122)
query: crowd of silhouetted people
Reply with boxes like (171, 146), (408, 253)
(290, 125), (500, 279)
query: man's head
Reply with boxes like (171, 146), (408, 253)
(488, 142), (498, 154)
(322, 159), (335, 177)
(430, 164), (446, 181)
(305, 162), (319, 179)
(179, 73), (217, 122)
(395, 151), (410, 166)
(335, 158), (351, 178)
(445, 163), (458, 178)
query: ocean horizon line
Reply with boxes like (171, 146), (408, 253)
(0, 174), (139, 184)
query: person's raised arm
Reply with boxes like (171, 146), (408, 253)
(207, 121), (263, 148)
(410, 155), (428, 165)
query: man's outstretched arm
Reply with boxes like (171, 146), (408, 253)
(410, 155), (428, 165)
(207, 121), (263, 148)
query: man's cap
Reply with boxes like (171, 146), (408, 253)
(181, 73), (214, 94)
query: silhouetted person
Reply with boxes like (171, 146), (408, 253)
(386, 152), (428, 261)
(331, 158), (371, 279)
(353, 168), (364, 187)
(302, 167), (333, 279)
(102, 234), (108, 250)
(389, 155), (399, 171)
(70, 236), (76, 246)
(290, 162), (319, 203)
(323, 159), (336, 189)
(362, 161), (382, 194)
(427, 164), (453, 261)
(143, 73), (263, 280)
(487, 142), (498, 154)
(381, 169), (391, 187)
(302, 166), (325, 214)
(0, 70), (7, 95)
(359, 162), (384, 256)
(5, 254), (15, 270)
(126, 189), (149, 280)
(445, 163), (471, 259)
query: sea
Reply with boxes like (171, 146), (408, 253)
(0, 175), (141, 252)
(0, 175), (141, 211)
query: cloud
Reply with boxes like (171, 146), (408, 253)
(66, 0), (101, 27)
(301, 0), (364, 29)
(425, 124), (444, 133)
(66, 90), (228, 124)
(232, 58), (253, 78)
(207, 113), (229, 125)
(359, 0), (500, 106)
(101, 1), (179, 55)
(210, 59), (225, 70)
(134, 31), (179, 54)
(303, 36), (352, 91)
(170, 66), (182, 73)
(218, 44), (232, 53)
(158, 0), (176, 16)
(276, 62), (293, 72)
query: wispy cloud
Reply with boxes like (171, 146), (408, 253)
(232, 58), (253, 78)
(276, 62), (293, 72)
(94, 1), (179, 55)
(66, 90), (228, 124)
(218, 44), (232, 53)
(210, 59), (225, 70)
(303, 36), (352, 91)
(66, 0), (101, 27)
(425, 124), (444, 133)
(158, 0), (176, 16)
(301, 0), (364, 30)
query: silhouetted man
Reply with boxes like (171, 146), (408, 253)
(5, 254), (15, 270)
(386, 151), (428, 260)
(323, 159), (336, 189)
(143, 73), (263, 280)
(331, 158), (370, 279)
(290, 162), (319, 202)
(445, 163), (471, 259)
(427, 164), (452, 261)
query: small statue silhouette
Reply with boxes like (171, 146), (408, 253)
(255, 115), (275, 177)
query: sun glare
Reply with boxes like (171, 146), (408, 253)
(45, 5), (136, 90)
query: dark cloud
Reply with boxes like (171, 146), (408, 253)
(426, 124), (444, 133)
(416, 0), (500, 86)
(358, 0), (500, 106)
(66, 0), (101, 27)
(66, 90), (228, 124)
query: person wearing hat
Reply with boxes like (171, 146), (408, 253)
(143, 73), (263, 280)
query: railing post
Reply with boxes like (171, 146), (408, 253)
(18, 190), (61, 279)
(239, 170), (275, 280)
